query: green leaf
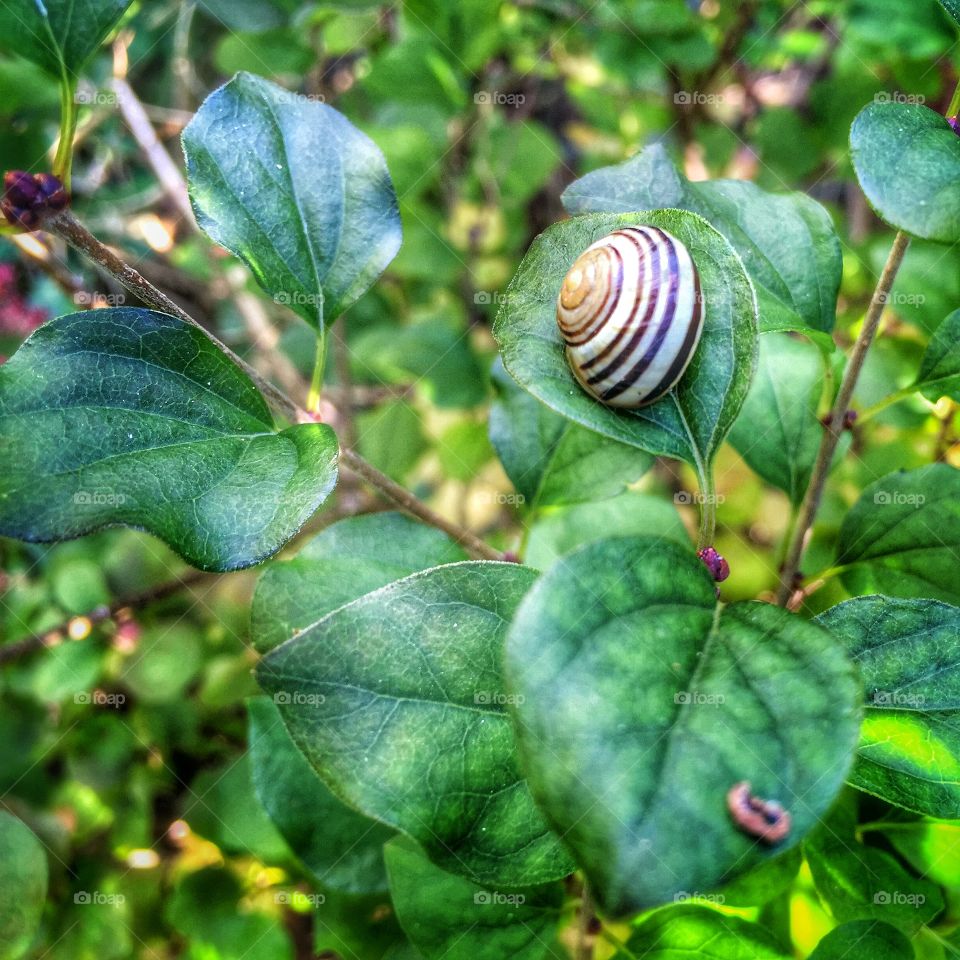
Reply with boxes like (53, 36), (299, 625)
(0, 812), (47, 960)
(836, 464), (960, 604)
(251, 512), (467, 653)
(729, 333), (825, 504)
(804, 799), (942, 933)
(183, 71), (401, 330)
(808, 920), (914, 960)
(915, 308), (960, 401)
(817, 595), (960, 817)
(384, 837), (563, 960)
(256, 562), (574, 887)
(612, 905), (789, 959)
(851, 102), (960, 244)
(493, 210), (758, 474)
(506, 536), (861, 916)
(939, 0), (960, 26)
(887, 819), (960, 887)
(0, 0), (132, 77)
(562, 144), (841, 335)
(489, 360), (652, 510)
(713, 848), (802, 907)
(0, 309), (338, 572)
(248, 696), (394, 894)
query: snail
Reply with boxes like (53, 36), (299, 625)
(556, 226), (704, 408)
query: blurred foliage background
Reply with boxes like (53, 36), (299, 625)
(2, 0), (960, 956)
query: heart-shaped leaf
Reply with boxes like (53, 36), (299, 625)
(0, 309), (338, 572)
(384, 837), (563, 960)
(255, 562), (574, 887)
(250, 512), (467, 653)
(183, 71), (401, 330)
(808, 921), (914, 960)
(817, 595), (960, 816)
(729, 333), (826, 504)
(562, 144), (841, 337)
(851, 102), (960, 244)
(836, 464), (960, 604)
(506, 536), (861, 916)
(916, 308), (960, 401)
(611, 905), (788, 959)
(489, 360), (652, 510)
(0, 812), (47, 960)
(248, 696), (393, 894)
(0, 0), (132, 77)
(493, 210), (758, 474)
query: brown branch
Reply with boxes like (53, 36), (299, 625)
(775, 230), (911, 605)
(0, 571), (209, 666)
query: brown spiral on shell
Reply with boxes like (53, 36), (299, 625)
(556, 226), (705, 408)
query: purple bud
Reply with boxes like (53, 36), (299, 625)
(949, 115), (960, 136)
(2, 170), (69, 228)
(697, 546), (730, 583)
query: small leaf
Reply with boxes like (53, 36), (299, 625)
(183, 71), (401, 329)
(915, 308), (960, 401)
(729, 333), (825, 504)
(851, 102), (960, 244)
(562, 144), (841, 335)
(248, 696), (393, 894)
(804, 799), (942, 932)
(611, 905), (788, 959)
(489, 360), (652, 509)
(250, 512), (467, 653)
(0, 0), (132, 77)
(506, 536), (861, 916)
(836, 464), (960, 604)
(817, 595), (960, 816)
(808, 920), (914, 960)
(494, 210), (758, 472)
(0, 812), (47, 960)
(256, 562), (574, 887)
(384, 837), (563, 960)
(0, 309), (338, 572)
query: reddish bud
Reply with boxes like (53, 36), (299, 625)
(2, 170), (69, 229)
(949, 115), (960, 136)
(697, 546), (730, 583)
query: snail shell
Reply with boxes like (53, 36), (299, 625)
(556, 226), (705, 408)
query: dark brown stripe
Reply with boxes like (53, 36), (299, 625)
(563, 247), (624, 345)
(600, 229), (680, 401)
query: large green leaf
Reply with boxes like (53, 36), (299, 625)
(0, 309), (338, 572)
(256, 562), (574, 887)
(940, 0), (960, 26)
(729, 333), (825, 504)
(250, 512), (467, 653)
(0, 812), (47, 960)
(808, 921), (914, 960)
(851, 102), (960, 244)
(248, 696), (393, 894)
(506, 536), (861, 916)
(494, 210), (758, 475)
(836, 464), (960, 604)
(804, 799), (942, 933)
(915, 308), (960, 402)
(611, 905), (788, 959)
(384, 837), (563, 960)
(562, 144), (841, 336)
(817, 595), (960, 817)
(489, 360), (652, 510)
(183, 71), (401, 330)
(0, 0), (132, 77)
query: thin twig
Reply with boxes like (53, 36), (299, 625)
(575, 880), (596, 960)
(0, 571), (209, 666)
(775, 230), (911, 605)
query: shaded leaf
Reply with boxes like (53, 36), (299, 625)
(0, 812), (47, 960)
(256, 562), (574, 887)
(506, 536), (861, 916)
(915, 308), (960, 401)
(493, 210), (758, 474)
(940, 0), (960, 26)
(384, 837), (563, 960)
(0, 309), (338, 572)
(851, 102), (960, 244)
(183, 71), (401, 329)
(562, 144), (840, 335)
(808, 920), (914, 960)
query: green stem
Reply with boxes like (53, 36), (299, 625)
(856, 385), (922, 424)
(54, 75), (78, 188)
(948, 80), (960, 118)
(696, 468), (717, 551)
(307, 327), (327, 413)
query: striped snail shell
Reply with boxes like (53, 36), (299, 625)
(556, 226), (705, 408)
